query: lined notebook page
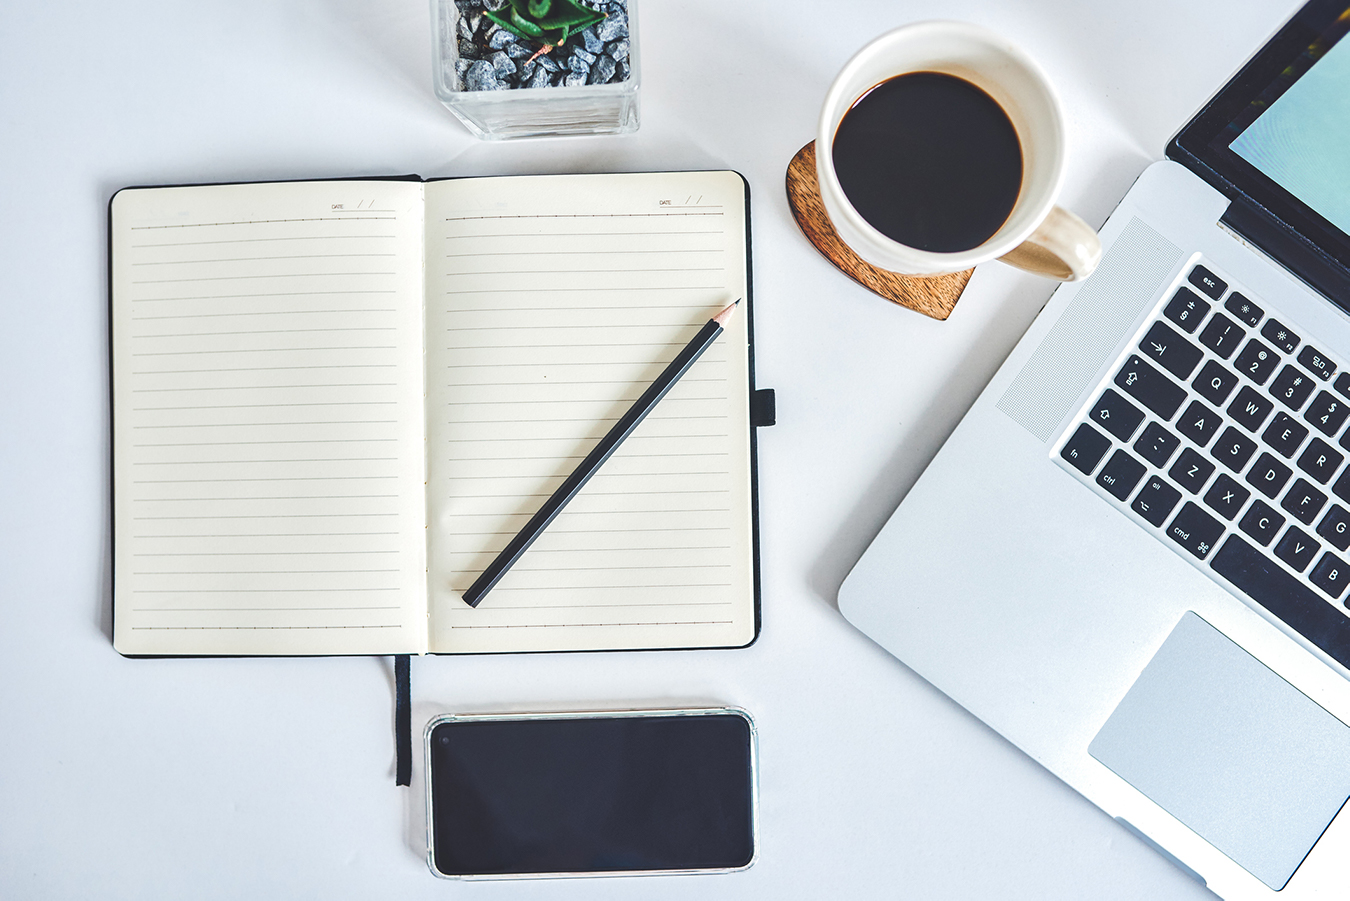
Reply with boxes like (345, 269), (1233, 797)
(424, 172), (755, 653)
(111, 181), (428, 656)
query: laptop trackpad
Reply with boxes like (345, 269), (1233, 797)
(1089, 612), (1350, 890)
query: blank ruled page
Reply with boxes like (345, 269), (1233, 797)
(424, 172), (755, 654)
(110, 181), (428, 655)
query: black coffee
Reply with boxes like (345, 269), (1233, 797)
(831, 71), (1023, 253)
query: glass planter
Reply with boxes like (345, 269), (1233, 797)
(430, 0), (640, 140)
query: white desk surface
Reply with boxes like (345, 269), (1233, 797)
(0, 1), (1304, 897)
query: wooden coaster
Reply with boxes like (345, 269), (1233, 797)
(785, 141), (972, 321)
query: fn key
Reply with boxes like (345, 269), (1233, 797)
(1060, 423), (1111, 474)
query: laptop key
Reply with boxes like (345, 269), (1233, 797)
(1097, 450), (1146, 500)
(1262, 413), (1309, 457)
(1297, 345), (1335, 381)
(1188, 265), (1227, 299)
(1311, 552), (1350, 599)
(1297, 437), (1343, 484)
(1304, 390), (1350, 436)
(1333, 468), (1350, 505)
(1282, 478), (1327, 525)
(1139, 320), (1203, 379)
(1115, 355), (1186, 419)
(1060, 423), (1111, 474)
(1240, 500), (1285, 546)
(1275, 526), (1320, 571)
(1317, 505), (1350, 552)
(1334, 372), (1350, 402)
(1269, 365), (1315, 410)
(1204, 474), (1250, 520)
(1198, 313), (1244, 360)
(1211, 535), (1350, 652)
(1069, 273), (1350, 639)
(1228, 385), (1274, 431)
(1163, 287), (1210, 334)
(1224, 291), (1263, 327)
(1246, 452), (1292, 498)
(1194, 360), (1239, 405)
(1134, 422), (1180, 467)
(1089, 389), (1145, 441)
(1261, 319), (1299, 354)
(1133, 476), (1181, 527)
(1235, 339), (1280, 385)
(1213, 426), (1257, 472)
(1170, 448), (1216, 494)
(1167, 502), (1224, 559)
(1177, 400), (1221, 447)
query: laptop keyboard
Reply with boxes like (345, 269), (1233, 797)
(1056, 261), (1350, 671)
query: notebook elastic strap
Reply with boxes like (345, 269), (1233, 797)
(751, 388), (776, 427)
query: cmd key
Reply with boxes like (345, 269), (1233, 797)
(1115, 355), (1186, 420)
(1167, 502), (1224, 559)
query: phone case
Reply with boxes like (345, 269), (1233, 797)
(423, 706), (759, 879)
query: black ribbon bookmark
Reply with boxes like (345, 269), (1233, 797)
(394, 655), (411, 786)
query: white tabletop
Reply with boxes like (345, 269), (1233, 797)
(0, 1), (1303, 897)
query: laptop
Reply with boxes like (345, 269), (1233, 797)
(838, 2), (1350, 897)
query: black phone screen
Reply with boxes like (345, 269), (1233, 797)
(427, 711), (756, 877)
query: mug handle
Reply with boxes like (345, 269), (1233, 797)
(998, 206), (1102, 282)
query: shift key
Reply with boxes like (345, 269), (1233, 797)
(1115, 355), (1187, 420)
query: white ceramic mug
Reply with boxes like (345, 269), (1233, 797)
(816, 21), (1101, 281)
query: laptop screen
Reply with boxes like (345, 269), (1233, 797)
(1228, 29), (1350, 237)
(1170, 1), (1350, 282)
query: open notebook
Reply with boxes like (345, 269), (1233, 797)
(110, 170), (761, 656)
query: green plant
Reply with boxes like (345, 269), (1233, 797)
(485, 0), (607, 47)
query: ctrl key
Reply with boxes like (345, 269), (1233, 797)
(1167, 502), (1225, 559)
(1097, 449), (1146, 500)
(1060, 423), (1111, 475)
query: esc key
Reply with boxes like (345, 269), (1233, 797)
(1188, 264), (1228, 299)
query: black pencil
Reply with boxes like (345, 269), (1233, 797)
(460, 300), (740, 607)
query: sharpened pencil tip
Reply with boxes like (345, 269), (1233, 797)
(713, 300), (740, 327)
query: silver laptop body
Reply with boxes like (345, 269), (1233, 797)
(839, 4), (1350, 897)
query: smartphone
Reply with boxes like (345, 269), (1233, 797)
(425, 707), (757, 879)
